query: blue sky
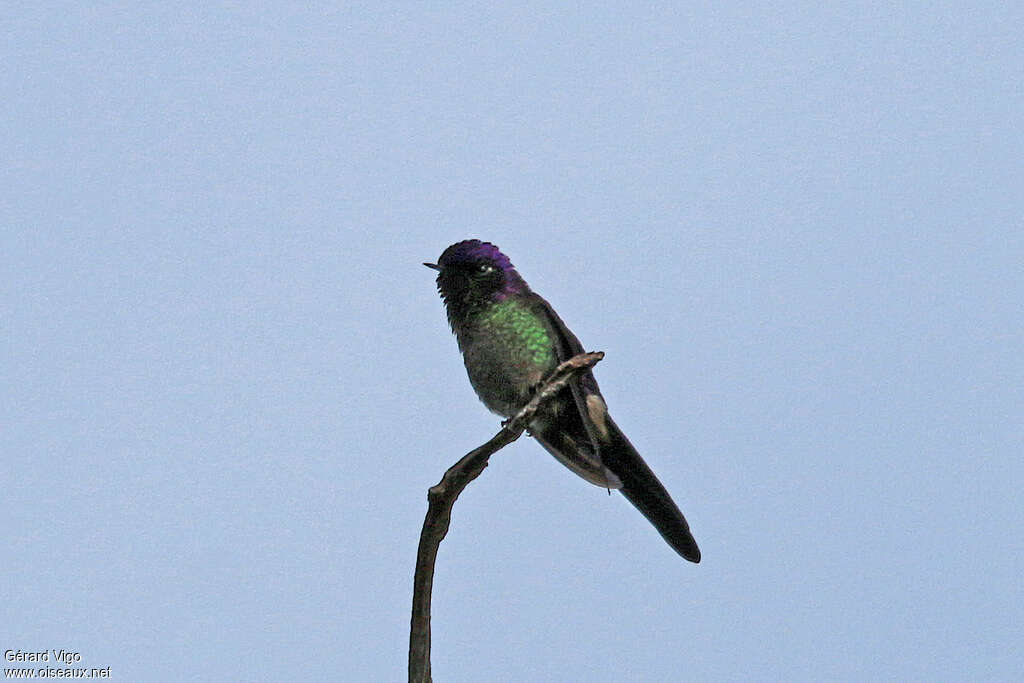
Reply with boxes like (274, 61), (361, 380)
(3, 3), (1021, 681)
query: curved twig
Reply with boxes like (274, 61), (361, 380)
(408, 351), (604, 683)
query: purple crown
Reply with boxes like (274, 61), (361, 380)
(438, 240), (515, 273)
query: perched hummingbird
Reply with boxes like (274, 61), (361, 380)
(425, 240), (700, 563)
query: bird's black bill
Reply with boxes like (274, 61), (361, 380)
(423, 262), (441, 271)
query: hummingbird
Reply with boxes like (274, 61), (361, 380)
(425, 239), (700, 562)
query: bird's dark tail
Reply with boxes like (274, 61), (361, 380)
(600, 417), (701, 563)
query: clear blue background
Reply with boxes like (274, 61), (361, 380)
(4, 3), (1021, 681)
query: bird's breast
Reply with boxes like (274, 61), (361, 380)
(458, 301), (558, 416)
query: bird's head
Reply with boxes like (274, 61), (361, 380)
(425, 240), (529, 316)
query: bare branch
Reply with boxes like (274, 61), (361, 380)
(408, 351), (604, 683)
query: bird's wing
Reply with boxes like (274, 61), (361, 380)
(526, 294), (612, 447)
(524, 294), (622, 488)
(526, 294), (701, 562)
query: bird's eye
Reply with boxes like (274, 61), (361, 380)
(477, 263), (493, 274)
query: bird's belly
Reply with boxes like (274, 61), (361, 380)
(462, 340), (550, 417)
